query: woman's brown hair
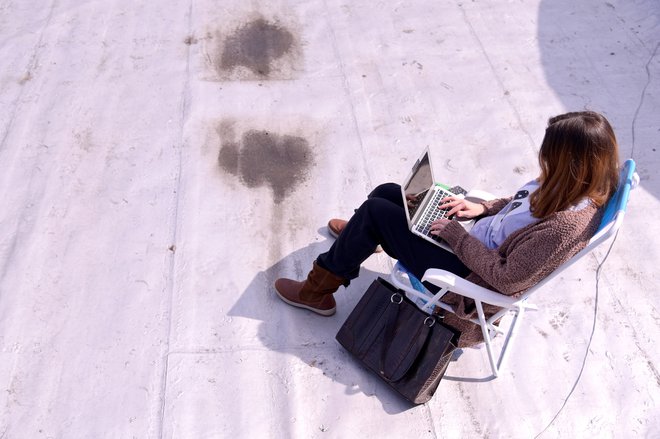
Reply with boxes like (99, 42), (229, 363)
(530, 111), (620, 218)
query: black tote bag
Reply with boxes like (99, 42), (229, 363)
(336, 277), (460, 404)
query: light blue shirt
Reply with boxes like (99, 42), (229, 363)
(469, 180), (541, 249)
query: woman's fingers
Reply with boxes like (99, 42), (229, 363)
(448, 204), (465, 217)
(440, 197), (466, 217)
(429, 218), (451, 235)
(439, 197), (484, 219)
(439, 197), (460, 210)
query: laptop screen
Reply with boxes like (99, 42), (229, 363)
(403, 152), (433, 220)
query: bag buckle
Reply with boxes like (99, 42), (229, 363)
(390, 293), (403, 304)
(424, 316), (436, 328)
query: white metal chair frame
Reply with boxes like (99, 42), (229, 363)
(390, 159), (639, 377)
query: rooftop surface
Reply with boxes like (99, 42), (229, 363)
(0, 0), (658, 437)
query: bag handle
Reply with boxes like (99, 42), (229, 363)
(379, 292), (434, 382)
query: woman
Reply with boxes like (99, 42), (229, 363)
(274, 111), (620, 347)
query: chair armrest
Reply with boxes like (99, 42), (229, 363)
(421, 269), (520, 308)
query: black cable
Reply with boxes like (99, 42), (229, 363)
(534, 231), (618, 438)
(535, 37), (656, 439)
(630, 42), (660, 159)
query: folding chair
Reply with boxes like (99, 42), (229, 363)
(390, 159), (639, 377)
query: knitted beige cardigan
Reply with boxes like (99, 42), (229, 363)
(437, 197), (604, 348)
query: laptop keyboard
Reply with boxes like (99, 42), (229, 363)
(415, 189), (453, 238)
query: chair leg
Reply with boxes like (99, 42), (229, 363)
(475, 301), (499, 377)
(496, 307), (524, 372)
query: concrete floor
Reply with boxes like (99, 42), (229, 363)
(0, 0), (658, 437)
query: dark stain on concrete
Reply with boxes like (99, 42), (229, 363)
(184, 35), (198, 45)
(219, 18), (296, 78)
(218, 125), (314, 203)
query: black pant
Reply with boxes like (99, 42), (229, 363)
(317, 183), (470, 282)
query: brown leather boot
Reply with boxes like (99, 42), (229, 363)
(327, 219), (348, 238)
(274, 261), (346, 316)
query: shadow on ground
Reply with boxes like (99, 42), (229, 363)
(228, 234), (424, 414)
(538, 0), (660, 197)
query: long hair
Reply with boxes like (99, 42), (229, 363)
(530, 111), (620, 219)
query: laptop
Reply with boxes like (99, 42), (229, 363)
(401, 149), (474, 252)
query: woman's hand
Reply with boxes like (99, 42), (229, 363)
(439, 197), (486, 219)
(429, 218), (451, 236)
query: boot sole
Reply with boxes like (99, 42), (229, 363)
(275, 289), (336, 316)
